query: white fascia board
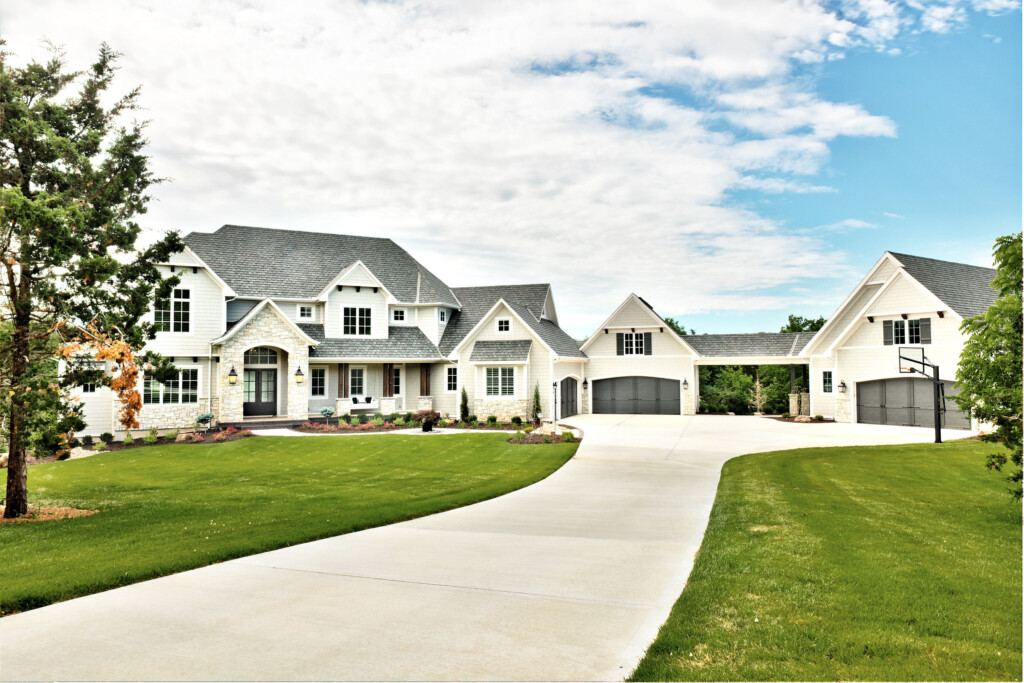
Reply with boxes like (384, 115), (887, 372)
(802, 252), (901, 355)
(693, 356), (809, 366)
(211, 299), (319, 346)
(449, 299), (556, 357)
(315, 261), (395, 302)
(181, 246), (236, 297)
(580, 293), (699, 356)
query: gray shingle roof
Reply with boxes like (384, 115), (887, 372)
(185, 225), (459, 307)
(684, 332), (813, 358)
(469, 340), (533, 362)
(300, 324), (443, 360)
(888, 252), (997, 319)
(438, 284), (586, 359)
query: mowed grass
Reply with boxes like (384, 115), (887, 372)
(1, 434), (575, 615)
(631, 440), (1022, 682)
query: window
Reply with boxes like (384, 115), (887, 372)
(624, 332), (644, 355)
(144, 369), (199, 405)
(311, 368), (326, 397)
(823, 371), (833, 394)
(496, 318), (511, 334)
(908, 319), (921, 344)
(893, 320), (906, 345)
(393, 367), (401, 396)
(154, 298), (171, 332)
(350, 367), (364, 395)
(486, 367), (515, 397)
(244, 347), (278, 364)
(344, 307), (372, 335)
(171, 288), (190, 332)
(298, 305), (313, 320)
(81, 381), (97, 393)
(439, 309), (447, 323)
(393, 309), (406, 322)
(447, 367), (458, 392)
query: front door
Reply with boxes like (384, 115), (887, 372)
(560, 377), (578, 418)
(243, 369), (277, 417)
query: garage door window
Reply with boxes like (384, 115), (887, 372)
(486, 367), (515, 397)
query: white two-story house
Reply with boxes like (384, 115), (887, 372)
(75, 227), (995, 436)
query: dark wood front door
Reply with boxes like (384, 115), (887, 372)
(560, 377), (578, 418)
(243, 369), (277, 417)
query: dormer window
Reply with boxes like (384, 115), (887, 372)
(344, 307), (372, 335)
(439, 309), (447, 323)
(496, 318), (511, 334)
(393, 309), (406, 322)
(298, 305), (313, 320)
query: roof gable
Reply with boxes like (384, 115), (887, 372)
(184, 225), (459, 306)
(213, 299), (319, 346)
(581, 293), (696, 355)
(888, 252), (997, 319)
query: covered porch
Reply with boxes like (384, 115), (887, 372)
(307, 361), (438, 417)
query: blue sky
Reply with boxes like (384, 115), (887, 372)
(7, 1), (1022, 337)
(679, 12), (1021, 334)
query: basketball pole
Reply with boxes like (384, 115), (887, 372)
(932, 363), (942, 444)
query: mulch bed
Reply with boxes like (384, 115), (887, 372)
(771, 416), (835, 423)
(295, 420), (535, 434)
(0, 506), (100, 524)
(507, 433), (580, 445)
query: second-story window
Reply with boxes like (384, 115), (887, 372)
(497, 318), (511, 333)
(298, 305), (313, 320)
(172, 288), (190, 332)
(393, 309), (405, 322)
(439, 309), (447, 323)
(343, 307), (372, 335)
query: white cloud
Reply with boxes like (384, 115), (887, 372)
(883, 211), (906, 218)
(1, 0), (1012, 335)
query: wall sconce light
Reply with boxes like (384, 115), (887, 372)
(227, 367), (238, 385)
(682, 379), (689, 390)
(295, 367), (304, 384)
(582, 378), (588, 387)
(838, 381), (847, 394)
(552, 381), (557, 388)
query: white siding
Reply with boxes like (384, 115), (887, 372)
(145, 265), (226, 357)
(75, 361), (114, 436)
(809, 283), (881, 353)
(325, 287), (388, 339)
(418, 306), (440, 345)
(390, 306), (417, 327)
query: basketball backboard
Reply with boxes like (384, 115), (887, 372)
(899, 346), (926, 374)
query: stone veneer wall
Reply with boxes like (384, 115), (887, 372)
(474, 398), (529, 422)
(117, 398), (221, 435)
(216, 306), (309, 423)
(834, 396), (852, 423)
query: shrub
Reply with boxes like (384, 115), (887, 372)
(486, 415), (498, 425)
(467, 415), (477, 423)
(320, 407), (336, 422)
(543, 436), (551, 444)
(394, 417), (406, 426)
(460, 388), (469, 422)
(92, 442), (106, 452)
(167, 428), (180, 441)
(123, 431), (134, 446)
(142, 427), (160, 445)
(371, 416), (385, 427)
(184, 433), (205, 443)
(30, 430), (65, 456)
(511, 416), (523, 426)
(514, 430), (525, 440)
(469, 419), (478, 428)
(524, 426), (534, 434)
(239, 429), (255, 438)
(562, 431), (575, 442)
(414, 409), (441, 424)
(437, 419), (449, 428)
(404, 412), (414, 422)
(82, 435), (94, 447)
(532, 383), (542, 423)
(213, 431), (230, 442)
(814, 414), (824, 421)
(194, 412), (215, 430)
(457, 421), (467, 428)
(99, 432), (114, 445)
(781, 412), (791, 420)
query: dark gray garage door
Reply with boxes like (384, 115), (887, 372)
(857, 377), (970, 430)
(593, 377), (680, 415)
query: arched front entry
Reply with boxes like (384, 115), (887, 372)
(559, 377), (578, 418)
(243, 346), (284, 417)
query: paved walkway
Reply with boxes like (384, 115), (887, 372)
(0, 415), (968, 681)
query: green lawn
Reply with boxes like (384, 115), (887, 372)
(631, 440), (1022, 682)
(1, 434), (575, 615)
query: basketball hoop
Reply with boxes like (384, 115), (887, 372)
(898, 347), (926, 375)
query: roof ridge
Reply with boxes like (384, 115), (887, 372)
(887, 251), (996, 272)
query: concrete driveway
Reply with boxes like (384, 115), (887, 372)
(0, 415), (968, 681)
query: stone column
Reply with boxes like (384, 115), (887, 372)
(799, 392), (811, 416)
(788, 393), (799, 416)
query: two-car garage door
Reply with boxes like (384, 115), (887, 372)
(593, 377), (680, 415)
(857, 377), (970, 430)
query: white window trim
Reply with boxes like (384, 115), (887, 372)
(310, 365), (328, 397)
(142, 366), (202, 406)
(349, 365), (367, 398)
(496, 317), (512, 335)
(622, 331), (645, 355)
(484, 366), (516, 399)
(391, 365), (403, 398)
(297, 304), (314, 321)
(439, 309), (448, 324)
(822, 370), (833, 394)
(392, 308), (407, 323)
(342, 306), (373, 337)
(155, 287), (194, 336)
(445, 366), (459, 393)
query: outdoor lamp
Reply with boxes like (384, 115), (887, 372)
(227, 367), (238, 385)
(295, 367), (304, 384)
(838, 380), (848, 394)
(582, 378), (588, 387)
(682, 379), (689, 390)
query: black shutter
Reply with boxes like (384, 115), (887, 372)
(643, 332), (652, 355)
(919, 318), (931, 344)
(616, 333), (624, 356)
(883, 320), (893, 346)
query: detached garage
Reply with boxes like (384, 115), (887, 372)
(856, 377), (970, 430)
(593, 377), (680, 415)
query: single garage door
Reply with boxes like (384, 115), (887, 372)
(857, 377), (970, 430)
(593, 377), (680, 415)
